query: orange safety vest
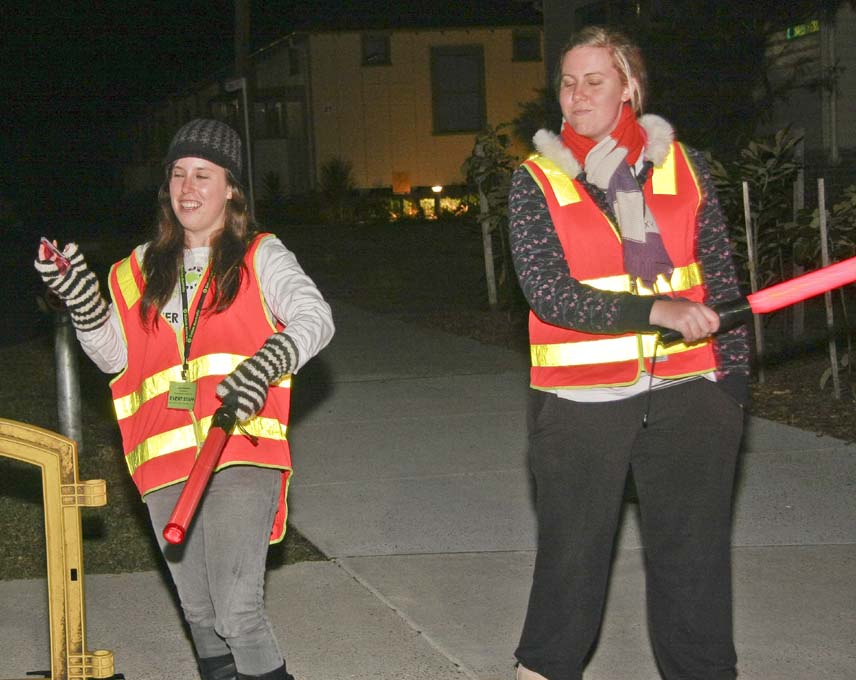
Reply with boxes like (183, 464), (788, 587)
(108, 233), (292, 542)
(522, 142), (717, 390)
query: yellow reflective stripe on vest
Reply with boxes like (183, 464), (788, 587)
(531, 333), (705, 367)
(532, 259), (705, 368)
(114, 352), (293, 421)
(581, 262), (702, 295)
(652, 144), (677, 195)
(526, 156), (581, 206)
(124, 415), (288, 477)
(115, 257), (142, 309)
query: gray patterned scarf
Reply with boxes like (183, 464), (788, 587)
(584, 136), (674, 287)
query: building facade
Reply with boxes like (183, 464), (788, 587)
(123, 22), (544, 204)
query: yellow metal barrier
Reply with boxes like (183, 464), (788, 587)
(0, 418), (121, 680)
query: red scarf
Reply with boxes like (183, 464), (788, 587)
(561, 103), (645, 167)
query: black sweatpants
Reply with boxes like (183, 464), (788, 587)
(515, 379), (744, 680)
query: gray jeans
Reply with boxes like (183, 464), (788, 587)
(145, 465), (284, 676)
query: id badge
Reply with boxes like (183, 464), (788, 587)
(167, 381), (197, 410)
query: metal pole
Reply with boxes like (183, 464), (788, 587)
(241, 82), (256, 217)
(225, 76), (255, 218)
(54, 310), (83, 449)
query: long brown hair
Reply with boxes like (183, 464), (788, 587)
(139, 166), (255, 327)
(554, 25), (647, 115)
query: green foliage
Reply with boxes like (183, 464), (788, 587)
(793, 184), (856, 266)
(461, 123), (523, 308)
(319, 156), (356, 224)
(256, 171), (289, 224)
(510, 88), (563, 153)
(709, 126), (856, 384)
(461, 123), (516, 234)
(620, 0), (851, 157)
(706, 127), (804, 287)
(819, 351), (854, 397)
(261, 171), (287, 207)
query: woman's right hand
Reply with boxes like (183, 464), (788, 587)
(649, 299), (720, 343)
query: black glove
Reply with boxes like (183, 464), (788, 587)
(216, 333), (298, 422)
(34, 242), (110, 331)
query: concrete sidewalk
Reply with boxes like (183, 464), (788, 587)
(2, 301), (855, 679)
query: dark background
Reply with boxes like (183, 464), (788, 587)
(0, 1), (539, 343)
(1, 1), (539, 237)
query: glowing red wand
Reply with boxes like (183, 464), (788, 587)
(163, 404), (237, 545)
(659, 255), (856, 344)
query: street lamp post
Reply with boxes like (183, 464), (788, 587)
(224, 76), (255, 216)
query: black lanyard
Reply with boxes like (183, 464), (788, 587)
(178, 263), (212, 381)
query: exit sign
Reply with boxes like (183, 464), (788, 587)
(786, 20), (821, 39)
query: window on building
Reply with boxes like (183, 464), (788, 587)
(288, 47), (301, 76)
(574, 0), (640, 28)
(253, 99), (288, 139)
(430, 45), (485, 134)
(513, 30), (541, 62)
(362, 33), (391, 66)
(209, 98), (241, 132)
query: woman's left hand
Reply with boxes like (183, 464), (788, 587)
(649, 299), (720, 343)
(216, 332), (298, 421)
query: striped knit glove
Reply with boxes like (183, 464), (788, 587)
(216, 333), (298, 422)
(34, 242), (110, 331)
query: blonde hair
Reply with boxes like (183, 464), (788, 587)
(554, 25), (647, 114)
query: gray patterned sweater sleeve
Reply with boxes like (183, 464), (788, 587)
(684, 147), (751, 382)
(508, 166), (657, 334)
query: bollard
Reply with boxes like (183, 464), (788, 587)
(53, 309), (83, 451)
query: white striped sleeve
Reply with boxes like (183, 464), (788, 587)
(256, 235), (335, 372)
(76, 305), (128, 374)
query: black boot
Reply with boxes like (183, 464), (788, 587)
(237, 663), (294, 680)
(198, 653), (238, 680)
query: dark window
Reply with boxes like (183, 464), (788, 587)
(288, 47), (301, 76)
(208, 99), (240, 132)
(362, 33), (391, 66)
(430, 45), (485, 134)
(513, 30), (541, 62)
(575, 0), (640, 28)
(254, 100), (288, 139)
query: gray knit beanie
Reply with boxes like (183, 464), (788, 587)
(164, 118), (243, 182)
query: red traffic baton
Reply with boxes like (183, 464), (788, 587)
(163, 404), (238, 545)
(659, 255), (856, 345)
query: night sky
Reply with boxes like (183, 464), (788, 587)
(1, 1), (540, 237)
(2, 2), (235, 234)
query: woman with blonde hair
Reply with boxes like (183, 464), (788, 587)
(510, 26), (749, 680)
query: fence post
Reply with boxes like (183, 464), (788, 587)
(818, 178), (841, 398)
(478, 184), (499, 309)
(742, 181), (765, 384)
(792, 134), (806, 339)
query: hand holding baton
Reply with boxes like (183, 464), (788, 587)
(163, 402), (238, 545)
(658, 255), (856, 345)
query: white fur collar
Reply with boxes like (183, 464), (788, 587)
(531, 114), (674, 178)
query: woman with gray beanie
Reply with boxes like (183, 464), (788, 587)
(36, 118), (334, 680)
